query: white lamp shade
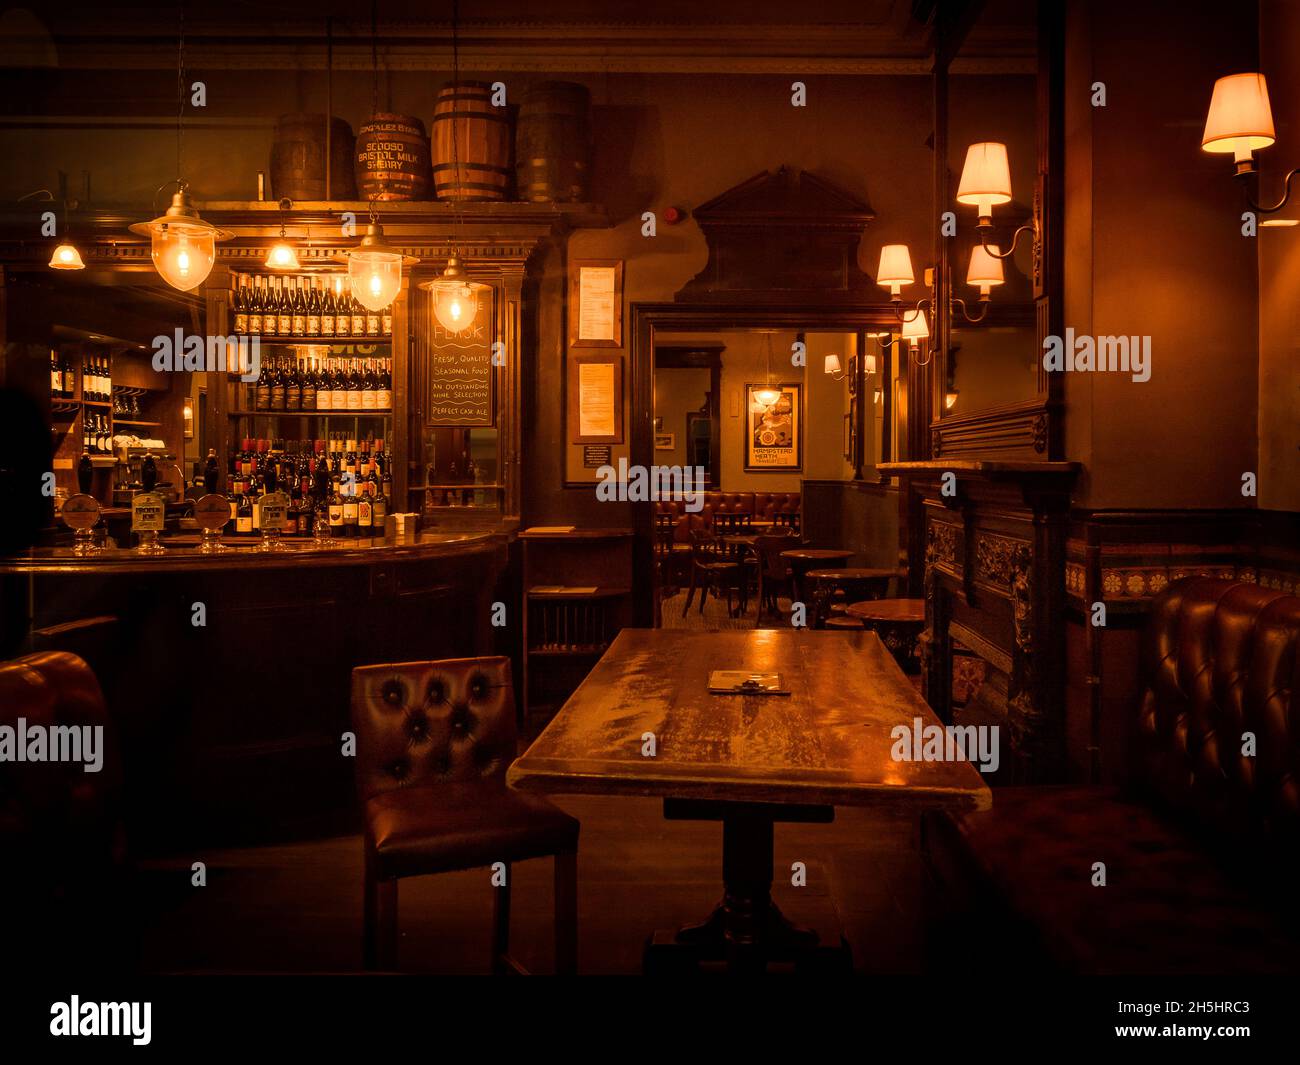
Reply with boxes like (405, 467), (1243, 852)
(754, 386), (782, 407)
(265, 242), (301, 270)
(956, 142), (1013, 215)
(824, 353), (842, 375)
(876, 244), (915, 287)
(348, 252), (402, 312)
(901, 308), (929, 341)
(49, 243), (85, 270)
(863, 354), (877, 374)
(151, 222), (216, 292)
(1202, 73), (1276, 159)
(429, 275), (484, 334)
(966, 244), (1005, 287)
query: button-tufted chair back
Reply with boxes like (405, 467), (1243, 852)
(351, 656), (517, 804)
(1136, 578), (1300, 851)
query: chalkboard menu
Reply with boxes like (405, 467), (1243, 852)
(427, 319), (494, 426)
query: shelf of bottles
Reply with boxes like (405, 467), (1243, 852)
(49, 349), (118, 461)
(230, 271), (394, 345)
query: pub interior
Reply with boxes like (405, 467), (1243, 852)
(0, 0), (1298, 1025)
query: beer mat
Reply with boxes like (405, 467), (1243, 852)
(707, 671), (790, 695)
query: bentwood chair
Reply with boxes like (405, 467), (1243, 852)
(351, 656), (579, 974)
(682, 529), (747, 617)
(753, 530), (799, 627)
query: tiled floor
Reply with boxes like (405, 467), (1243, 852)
(135, 794), (928, 975)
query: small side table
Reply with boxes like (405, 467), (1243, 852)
(805, 567), (904, 629)
(780, 549), (854, 609)
(845, 598), (926, 672)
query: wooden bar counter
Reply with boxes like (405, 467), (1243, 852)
(0, 530), (510, 848)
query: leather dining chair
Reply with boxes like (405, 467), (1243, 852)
(351, 656), (579, 974)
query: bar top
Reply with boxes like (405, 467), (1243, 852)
(0, 530), (507, 575)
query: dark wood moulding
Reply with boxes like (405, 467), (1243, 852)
(0, 532), (509, 849)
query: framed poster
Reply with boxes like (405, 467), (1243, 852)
(568, 352), (624, 443)
(847, 354), (858, 396)
(743, 383), (802, 472)
(569, 259), (624, 347)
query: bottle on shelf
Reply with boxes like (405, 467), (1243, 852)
(361, 358), (377, 411)
(377, 358), (392, 409)
(348, 359), (363, 411)
(285, 356), (302, 412)
(203, 449), (220, 494)
(63, 355), (75, 398)
(320, 278), (335, 339)
(365, 299), (380, 338)
(301, 356), (317, 411)
(255, 357), (271, 411)
(233, 273), (249, 334)
(270, 357), (286, 411)
(51, 351), (62, 396)
(248, 275), (264, 335)
(332, 277), (349, 338)
(291, 277), (306, 337)
(350, 290), (365, 339)
(276, 276), (292, 337)
(77, 448), (93, 494)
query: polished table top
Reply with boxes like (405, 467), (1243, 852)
(846, 598), (926, 623)
(508, 628), (990, 811)
(780, 548), (854, 562)
(804, 567), (904, 580)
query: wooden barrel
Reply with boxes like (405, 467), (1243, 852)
(515, 81), (591, 203)
(431, 82), (512, 201)
(355, 113), (431, 201)
(270, 114), (356, 201)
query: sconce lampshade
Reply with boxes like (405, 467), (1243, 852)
(956, 142), (1013, 221)
(1202, 73), (1276, 164)
(863, 354), (877, 374)
(48, 243), (85, 270)
(901, 308), (929, 342)
(945, 389), (959, 410)
(876, 244), (915, 295)
(824, 354), (842, 375)
(966, 243), (1005, 294)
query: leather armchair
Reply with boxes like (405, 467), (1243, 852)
(352, 656), (579, 973)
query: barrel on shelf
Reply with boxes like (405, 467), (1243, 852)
(355, 113), (431, 201)
(431, 82), (512, 201)
(515, 81), (591, 203)
(269, 113), (357, 201)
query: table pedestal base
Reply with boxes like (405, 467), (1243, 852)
(644, 800), (852, 974)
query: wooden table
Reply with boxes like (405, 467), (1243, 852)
(845, 598), (927, 671)
(508, 628), (990, 972)
(780, 548), (854, 608)
(804, 566), (903, 628)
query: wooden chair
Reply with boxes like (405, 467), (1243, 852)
(753, 530), (799, 627)
(681, 529), (747, 618)
(351, 656), (579, 973)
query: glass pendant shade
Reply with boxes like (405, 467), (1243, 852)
(129, 189), (225, 292)
(823, 353), (842, 375)
(265, 242), (301, 270)
(754, 386), (782, 407)
(426, 257), (485, 334)
(876, 244), (915, 295)
(337, 222), (413, 312)
(957, 142), (1014, 220)
(49, 243), (85, 270)
(901, 308), (929, 342)
(967, 243), (1005, 295)
(1202, 73), (1276, 162)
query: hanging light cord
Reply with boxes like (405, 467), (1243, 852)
(176, 1), (186, 186)
(450, 0), (465, 263)
(370, 0), (379, 121)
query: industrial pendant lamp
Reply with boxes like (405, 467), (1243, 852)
(336, 207), (416, 312)
(130, 6), (227, 290)
(264, 198), (301, 270)
(421, 0), (484, 333)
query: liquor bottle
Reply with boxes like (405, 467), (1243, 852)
(94, 354), (104, 403)
(377, 358), (392, 409)
(204, 448), (220, 493)
(236, 487), (253, 536)
(320, 278), (335, 339)
(306, 276), (321, 337)
(361, 358), (377, 411)
(77, 448), (93, 494)
(276, 276), (292, 337)
(285, 357), (302, 412)
(365, 458), (380, 501)
(301, 355), (317, 411)
(270, 357), (286, 411)
(291, 277), (306, 337)
(356, 476), (373, 536)
(255, 356), (271, 411)
(63, 355), (75, 398)
(347, 359), (362, 411)
(248, 276), (264, 335)
(233, 274), (249, 334)
(341, 478), (358, 538)
(328, 474), (344, 537)
(332, 278), (349, 337)
(350, 292), (365, 338)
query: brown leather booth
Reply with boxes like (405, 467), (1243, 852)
(656, 491), (801, 533)
(924, 578), (1300, 974)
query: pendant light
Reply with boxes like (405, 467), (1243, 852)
(338, 7), (417, 310)
(421, 0), (484, 333)
(25, 187), (87, 270)
(264, 198), (301, 270)
(753, 331), (783, 409)
(130, 5), (227, 290)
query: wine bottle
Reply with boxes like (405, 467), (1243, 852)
(77, 448), (93, 493)
(350, 292), (365, 338)
(204, 448), (220, 493)
(233, 274), (249, 334)
(361, 358), (377, 411)
(348, 359), (362, 411)
(285, 357), (302, 412)
(333, 278), (349, 337)
(366, 300), (380, 338)
(248, 276), (264, 335)
(270, 357), (286, 411)
(306, 277), (321, 337)
(291, 277), (306, 337)
(301, 355), (317, 411)
(236, 488), (253, 536)
(63, 355), (75, 398)
(382, 304), (393, 337)
(255, 356), (271, 411)
(51, 351), (61, 395)
(141, 450), (158, 493)
(377, 358), (392, 409)
(276, 276), (291, 337)
(320, 278), (335, 338)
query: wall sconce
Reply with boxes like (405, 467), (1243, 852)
(901, 308), (932, 365)
(957, 141), (1036, 260)
(944, 388), (959, 411)
(951, 243), (1004, 323)
(824, 350), (882, 384)
(1202, 72), (1300, 213)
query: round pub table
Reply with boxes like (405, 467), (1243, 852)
(805, 566), (904, 628)
(780, 548), (853, 609)
(845, 597), (926, 672)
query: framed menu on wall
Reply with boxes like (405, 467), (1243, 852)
(569, 259), (623, 347)
(427, 317), (494, 427)
(568, 352), (624, 443)
(743, 382), (802, 472)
